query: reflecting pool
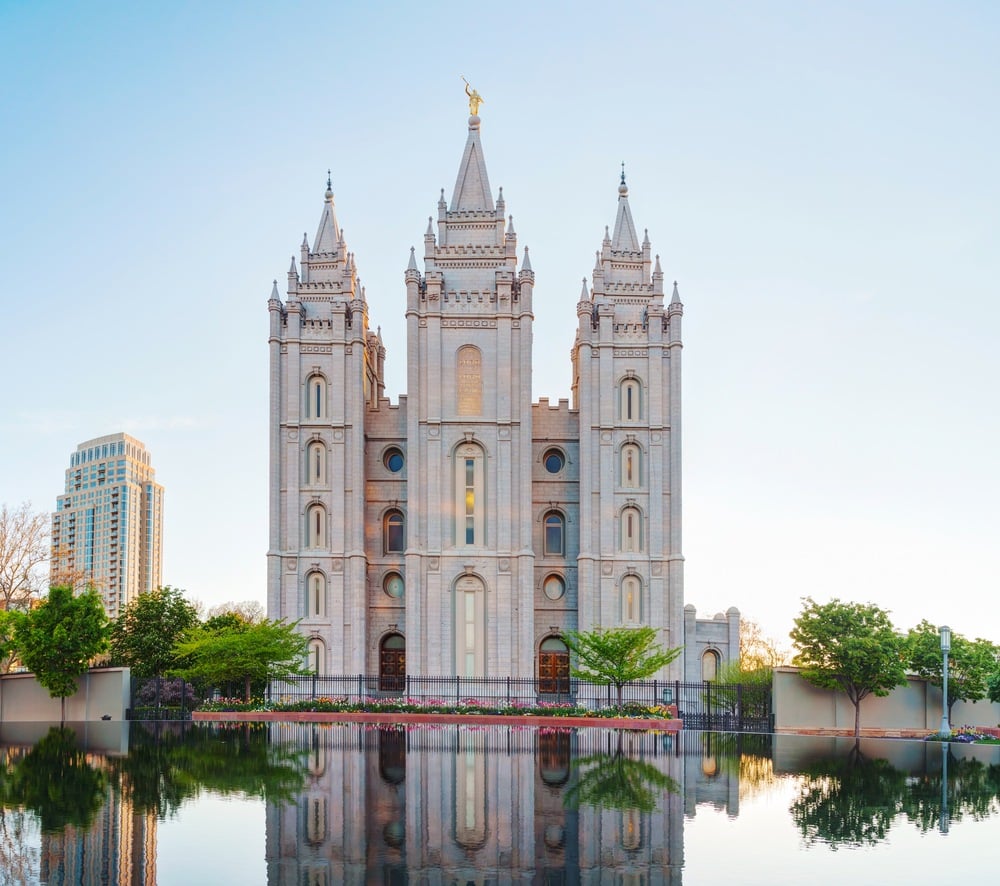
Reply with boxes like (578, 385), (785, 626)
(1, 721), (998, 884)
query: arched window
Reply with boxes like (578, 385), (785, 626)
(379, 633), (406, 692)
(306, 504), (325, 549)
(305, 374), (327, 420)
(702, 649), (719, 681)
(455, 443), (485, 547)
(384, 509), (405, 554)
(454, 574), (486, 678)
(621, 575), (641, 623)
(538, 637), (570, 695)
(305, 793), (327, 845)
(620, 506), (642, 552)
(307, 441), (326, 485)
(307, 637), (325, 675)
(621, 809), (642, 850)
(543, 511), (564, 557)
(306, 572), (326, 618)
(621, 443), (641, 488)
(620, 377), (642, 422)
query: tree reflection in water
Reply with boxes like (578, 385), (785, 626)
(1, 727), (105, 833)
(790, 741), (1000, 846)
(564, 732), (679, 814)
(109, 721), (308, 816)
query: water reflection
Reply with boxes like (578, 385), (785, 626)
(0, 725), (998, 883)
(779, 735), (1000, 846)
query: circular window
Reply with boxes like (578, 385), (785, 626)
(383, 447), (404, 473)
(543, 449), (565, 474)
(543, 574), (565, 601)
(383, 572), (404, 599)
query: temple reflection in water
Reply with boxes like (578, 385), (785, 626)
(265, 724), (743, 884)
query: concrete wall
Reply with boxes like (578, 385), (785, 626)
(0, 668), (130, 722)
(774, 667), (1000, 732)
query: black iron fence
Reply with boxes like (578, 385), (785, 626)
(127, 676), (198, 721)
(264, 674), (773, 733)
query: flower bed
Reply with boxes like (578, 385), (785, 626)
(193, 696), (681, 730)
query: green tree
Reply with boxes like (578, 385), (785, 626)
(563, 626), (682, 707)
(171, 618), (309, 701)
(14, 585), (109, 722)
(110, 586), (198, 678)
(905, 621), (997, 721)
(0, 608), (22, 674)
(790, 597), (907, 739)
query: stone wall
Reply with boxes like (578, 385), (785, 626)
(773, 667), (1000, 733)
(0, 668), (130, 722)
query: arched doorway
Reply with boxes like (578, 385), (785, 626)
(538, 636), (570, 695)
(379, 633), (405, 692)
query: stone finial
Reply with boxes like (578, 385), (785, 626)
(671, 281), (681, 304)
(506, 214), (516, 236)
(521, 246), (532, 272)
(580, 277), (589, 300)
(425, 216), (434, 237)
(407, 246), (418, 271)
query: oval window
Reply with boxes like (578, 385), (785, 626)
(543, 449), (565, 474)
(543, 574), (565, 601)
(384, 448), (404, 473)
(383, 572), (404, 598)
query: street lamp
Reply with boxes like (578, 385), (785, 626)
(939, 625), (951, 739)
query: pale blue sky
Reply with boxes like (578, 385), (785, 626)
(2, 1), (997, 647)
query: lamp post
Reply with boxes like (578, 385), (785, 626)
(939, 625), (951, 739)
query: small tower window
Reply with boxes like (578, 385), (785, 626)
(306, 504), (325, 549)
(621, 443), (641, 488)
(384, 510), (405, 554)
(621, 575), (641, 623)
(543, 511), (565, 557)
(307, 572), (326, 617)
(305, 374), (327, 420)
(620, 506), (642, 552)
(620, 378), (642, 422)
(308, 442), (326, 485)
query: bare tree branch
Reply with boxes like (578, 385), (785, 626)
(0, 502), (50, 611)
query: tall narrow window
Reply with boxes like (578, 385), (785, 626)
(307, 504), (325, 548)
(307, 638), (325, 675)
(454, 443), (485, 547)
(621, 506), (642, 552)
(307, 572), (326, 617)
(454, 574), (486, 678)
(621, 378), (642, 422)
(384, 510), (405, 554)
(621, 443), (641, 488)
(702, 650), (719, 681)
(305, 374), (327, 419)
(543, 511), (565, 557)
(621, 575), (641, 623)
(307, 442), (326, 485)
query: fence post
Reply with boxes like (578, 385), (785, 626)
(455, 675), (460, 703)
(358, 673), (363, 701)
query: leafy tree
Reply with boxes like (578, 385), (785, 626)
(905, 621), (997, 720)
(562, 626), (682, 707)
(171, 618), (309, 701)
(14, 585), (109, 722)
(0, 502), (49, 610)
(790, 597), (907, 739)
(0, 608), (22, 674)
(110, 586), (199, 678)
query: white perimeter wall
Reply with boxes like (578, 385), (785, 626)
(774, 667), (1000, 731)
(0, 668), (130, 722)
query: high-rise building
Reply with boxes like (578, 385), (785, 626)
(50, 433), (163, 618)
(267, 101), (738, 682)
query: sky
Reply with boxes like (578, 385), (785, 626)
(1, 1), (997, 649)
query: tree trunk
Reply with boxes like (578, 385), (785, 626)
(854, 699), (861, 739)
(60, 695), (66, 725)
(244, 675), (252, 702)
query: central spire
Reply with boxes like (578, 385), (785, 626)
(450, 114), (494, 212)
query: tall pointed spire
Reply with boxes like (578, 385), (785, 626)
(611, 166), (640, 252)
(450, 115), (494, 211)
(313, 171), (341, 253)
